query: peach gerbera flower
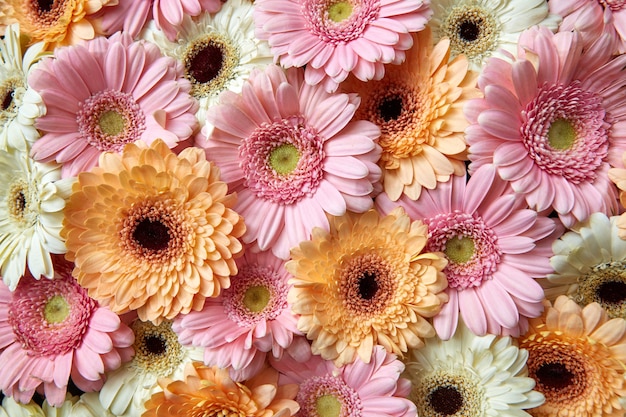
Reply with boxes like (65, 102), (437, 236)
(62, 139), (246, 323)
(518, 295), (626, 417)
(142, 362), (300, 417)
(343, 28), (480, 201)
(286, 207), (448, 366)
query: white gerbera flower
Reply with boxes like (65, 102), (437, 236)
(428, 0), (560, 70)
(546, 212), (626, 318)
(99, 319), (204, 417)
(404, 320), (544, 416)
(0, 23), (48, 152)
(141, 0), (273, 129)
(0, 393), (116, 417)
(0, 148), (72, 290)
(0, 396), (44, 417)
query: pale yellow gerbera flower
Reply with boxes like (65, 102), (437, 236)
(286, 207), (448, 366)
(342, 27), (480, 201)
(518, 295), (626, 417)
(62, 139), (246, 323)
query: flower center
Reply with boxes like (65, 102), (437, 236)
(37, 0), (54, 12)
(44, 295), (70, 323)
(144, 334), (167, 355)
(7, 180), (32, 225)
(298, 375), (362, 417)
(316, 394), (342, 417)
(428, 386), (464, 416)
(410, 370), (485, 417)
(340, 253), (396, 316)
(1, 88), (14, 111)
(243, 285), (271, 313)
(184, 35), (238, 99)
(302, 0), (381, 44)
(26, 0), (69, 30)
(426, 212), (501, 290)
(576, 261), (626, 318)
(328, 1), (353, 22)
(0, 77), (25, 120)
(132, 218), (171, 252)
(378, 96), (403, 122)
(440, 6), (498, 60)
(239, 117), (324, 205)
(521, 81), (608, 184)
(131, 320), (184, 376)
(77, 89), (146, 152)
(536, 362), (573, 390)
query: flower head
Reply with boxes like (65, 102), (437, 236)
(0, 257), (134, 407)
(518, 296), (626, 416)
(62, 139), (245, 323)
(286, 207), (448, 366)
(201, 64), (381, 259)
(29, 32), (198, 178)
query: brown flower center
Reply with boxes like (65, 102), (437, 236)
(132, 218), (171, 252)
(8, 180), (33, 226)
(26, 0), (68, 27)
(535, 362), (574, 390)
(340, 253), (396, 316)
(37, 0), (54, 12)
(458, 21), (480, 42)
(577, 261), (626, 318)
(1, 88), (14, 111)
(429, 386), (464, 415)
(378, 96), (403, 122)
(410, 370), (485, 417)
(144, 334), (167, 355)
(597, 280), (626, 304)
(440, 5), (499, 60)
(183, 35), (238, 99)
(131, 320), (184, 376)
(187, 42), (224, 84)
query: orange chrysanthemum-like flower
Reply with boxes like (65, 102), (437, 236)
(1, 0), (111, 49)
(518, 295), (626, 417)
(286, 207), (448, 366)
(142, 362), (300, 417)
(343, 27), (480, 201)
(62, 139), (245, 323)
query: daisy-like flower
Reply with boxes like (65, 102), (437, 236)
(29, 32), (198, 178)
(0, 24), (48, 152)
(142, 0), (273, 129)
(254, 0), (432, 91)
(201, 64), (381, 260)
(142, 362), (300, 417)
(376, 164), (559, 340)
(0, 0), (113, 50)
(404, 320), (544, 416)
(62, 139), (245, 323)
(0, 393), (116, 417)
(174, 249), (305, 381)
(99, 318), (204, 417)
(99, 0), (222, 41)
(428, 0), (560, 70)
(465, 26), (626, 227)
(0, 396), (44, 417)
(287, 207), (448, 366)
(518, 296), (626, 416)
(0, 147), (73, 290)
(545, 212), (626, 319)
(342, 28), (480, 201)
(0, 257), (135, 407)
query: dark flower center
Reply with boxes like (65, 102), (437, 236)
(429, 386), (464, 415)
(536, 362), (573, 390)
(597, 280), (626, 304)
(358, 271), (379, 300)
(1, 89), (14, 111)
(378, 96), (403, 122)
(133, 218), (170, 252)
(458, 20), (480, 42)
(144, 334), (167, 355)
(187, 41), (225, 84)
(37, 0), (54, 12)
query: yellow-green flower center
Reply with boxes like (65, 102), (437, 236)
(269, 144), (300, 175)
(99, 110), (126, 136)
(444, 236), (475, 264)
(548, 118), (577, 150)
(44, 295), (70, 324)
(243, 285), (271, 313)
(316, 394), (342, 417)
(328, 1), (353, 22)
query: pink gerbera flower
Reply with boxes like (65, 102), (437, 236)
(271, 345), (416, 417)
(98, 0), (222, 41)
(174, 249), (308, 381)
(254, 0), (432, 91)
(376, 164), (560, 340)
(29, 32), (198, 178)
(0, 257), (134, 406)
(465, 26), (626, 227)
(199, 64), (382, 259)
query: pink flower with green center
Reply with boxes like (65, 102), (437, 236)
(0, 257), (134, 406)
(376, 164), (561, 340)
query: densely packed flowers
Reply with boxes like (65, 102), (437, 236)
(3, 0), (626, 415)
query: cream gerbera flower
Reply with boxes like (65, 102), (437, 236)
(286, 207), (448, 366)
(62, 139), (246, 323)
(518, 296), (626, 417)
(0, 393), (116, 417)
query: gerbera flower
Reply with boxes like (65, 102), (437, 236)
(254, 0), (432, 91)
(428, 0), (560, 70)
(174, 249), (304, 381)
(0, 24), (48, 152)
(62, 139), (245, 323)
(142, 0), (273, 129)
(98, 0), (222, 41)
(142, 362), (300, 417)
(0, 393), (116, 417)
(0, 396), (44, 417)
(465, 26), (626, 227)
(0, 147), (73, 290)
(29, 32), (198, 178)
(99, 318), (204, 417)
(404, 320), (544, 416)
(0, 0), (113, 50)
(518, 296), (626, 416)
(201, 64), (381, 260)
(342, 28), (480, 201)
(376, 164), (559, 340)
(273, 345), (416, 417)
(0, 257), (134, 407)
(286, 207), (448, 366)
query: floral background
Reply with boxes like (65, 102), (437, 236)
(1, 0), (626, 416)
